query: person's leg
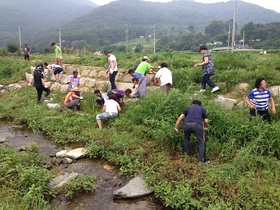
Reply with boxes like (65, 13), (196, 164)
(109, 71), (118, 89)
(43, 87), (50, 98)
(204, 74), (216, 88)
(259, 110), (271, 123)
(138, 76), (147, 97)
(36, 88), (43, 102)
(183, 123), (193, 156)
(201, 74), (207, 90)
(193, 124), (206, 163)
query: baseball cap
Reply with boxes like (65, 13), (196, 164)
(104, 50), (111, 55)
(143, 56), (149, 61)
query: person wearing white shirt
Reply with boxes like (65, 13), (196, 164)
(96, 94), (121, 129)
(154, 62), (173, 91)
(104, 50), (118, 89)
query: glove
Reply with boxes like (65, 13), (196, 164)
(80, 96), (83, 100)
(60, 56), (62, 59)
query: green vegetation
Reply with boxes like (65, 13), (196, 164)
(0, 51), (280, 209)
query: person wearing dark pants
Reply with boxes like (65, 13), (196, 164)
(194, 45), (219, 93)
(109, 70), (118, 90)
(104, 50), (118, 89)
(175, 100), (209, 164)
(245, 78), (276, 123)
(32, 64), (50, 103)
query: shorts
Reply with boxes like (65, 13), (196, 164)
(96, 112), (118, 120)
(54, 67), (63, 75)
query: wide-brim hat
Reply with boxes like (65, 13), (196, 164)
(143, 56), (149, 61)
(70, 87), (82, 92)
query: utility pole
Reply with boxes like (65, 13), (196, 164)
(242, 30), (245, 49)
(18, 26), (22, 53)
(231, 0), (237, 50)
(227, 21), (231, 51)
(153, 25), (156, 54)
(59, 27), (62, 48)
(125, 24), (129, 53)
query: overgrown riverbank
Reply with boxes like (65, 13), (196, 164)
(0, 52), (280, 209)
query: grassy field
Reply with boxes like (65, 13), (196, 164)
(0, 51), (279, 209)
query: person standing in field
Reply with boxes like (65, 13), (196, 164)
(194, 45), (219, 93)
(154, 62), (173, 91)
(104, 50), (118, 89)
(175, 100), (209, 164)
(51, 42), (62, 66)
(31, 63), (51, 103)
(22, 44), (31, 61)
(245, 77), (276, 123)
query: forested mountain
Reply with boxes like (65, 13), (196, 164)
(0, 0), (97, 47)
(1, 0), (280, 51)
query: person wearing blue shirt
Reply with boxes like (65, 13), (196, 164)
(128, 69), (146, 98)
(245, 78), (276, 123)
(175, 100), (209, 164)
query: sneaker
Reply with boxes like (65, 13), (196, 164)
(211, 86), (219, 93)
(198, 160), (211, 166)
(200, 89), (206, 92)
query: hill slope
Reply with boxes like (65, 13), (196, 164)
(0, 0), (97, 46)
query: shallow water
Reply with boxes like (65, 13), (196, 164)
(0, 125), (172, 210)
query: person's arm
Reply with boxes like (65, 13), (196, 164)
(245, 96), (255, 109)
(203, 118), (209, 130)
(102, 105), (106, 112)
(175, 114), (185, 132)
(137, 77), (142, 86)
(269, 97), (276, 114)
(194, 56), (209, 67)
(72, 93), (83, 100)
(117, 105), (121, 112)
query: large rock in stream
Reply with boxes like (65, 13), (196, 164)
(113, 175), (154, 199)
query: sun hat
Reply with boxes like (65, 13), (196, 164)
(70, 87), (82, 92)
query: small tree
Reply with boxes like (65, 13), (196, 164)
(6, 43), (19, 53)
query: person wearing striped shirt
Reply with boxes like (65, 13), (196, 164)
(245, 78), (276, 123)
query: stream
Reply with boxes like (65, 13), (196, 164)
(0, 124), (172, 210)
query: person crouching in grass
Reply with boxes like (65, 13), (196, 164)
(96, 94), (121, 129)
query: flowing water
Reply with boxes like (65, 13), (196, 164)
(0, 124), (172, 210)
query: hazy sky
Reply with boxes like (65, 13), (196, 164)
(90, 0), (280, 13)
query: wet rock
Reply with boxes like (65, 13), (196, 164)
(65, 147), (88, 159)
(48, 172), (79, 189)
(113, 175), (154, 199)
(64, 157), (73, 164)
(103, 164), (115, 172)
(56, 150), (67, 158)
